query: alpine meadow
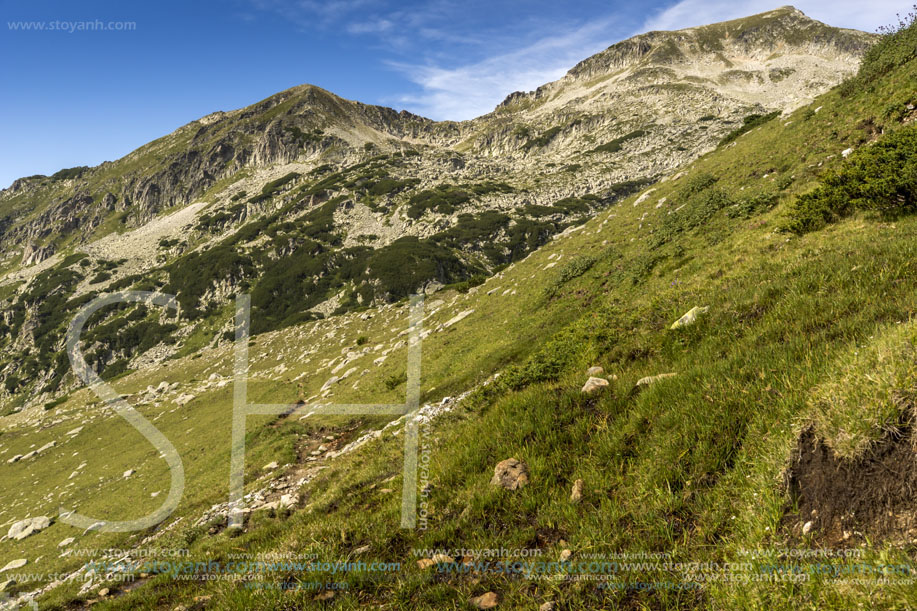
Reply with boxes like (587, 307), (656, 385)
(2, 4), (917, 609)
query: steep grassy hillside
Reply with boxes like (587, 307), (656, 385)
(2, 9), (916, 611)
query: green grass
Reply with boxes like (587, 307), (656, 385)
(3, 15), (917, 611)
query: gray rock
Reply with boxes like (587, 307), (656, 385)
(8, 516), (51, 541)
(581, 377), (609, 394)
(490, 458), (529, 491)
(470, 591), (499, 609)
(279, 494), (299, 508)
(586, 366), (604, 376)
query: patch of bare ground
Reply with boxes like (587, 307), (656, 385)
(783, 412), (917, 547)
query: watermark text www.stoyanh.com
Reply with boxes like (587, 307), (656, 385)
(8, 20), (136, 33)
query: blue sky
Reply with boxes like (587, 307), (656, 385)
(0, 0), (905, 188)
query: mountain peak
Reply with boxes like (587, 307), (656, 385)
(493, 6), (875, 116)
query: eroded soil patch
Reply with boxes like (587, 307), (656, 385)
(784, 422), (917, 546)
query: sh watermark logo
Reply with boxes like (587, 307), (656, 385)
(64, 291), (425, 532)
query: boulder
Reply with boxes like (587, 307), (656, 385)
(279, 494), (298, 509)
(570, 479), (584, 504)
(175, 394), (195, 407)
(581, 377), (609, 394)
(670, 306), (709, 330)
(470, 591), (499, 609)
(586, 366), (604, 376)
(8, 516), (51, 541)
(490, 458), (529, 491)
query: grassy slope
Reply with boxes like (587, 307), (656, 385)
(2, 30), (917, 611)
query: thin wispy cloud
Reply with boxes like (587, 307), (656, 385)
(245, 0), (899, 122)
(346, 19), (395, 34)
(249, 0), (382, 27)
(642, 0), (903, 33)
(389, 18), (626, 120)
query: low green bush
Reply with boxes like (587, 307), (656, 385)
(589, 129), (647, 154)
(718, 111), (780, 146)
(841, 7), (917, 95)
(784, 126), (917, 233)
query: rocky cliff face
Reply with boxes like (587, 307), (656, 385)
(0, 6), (877, 412)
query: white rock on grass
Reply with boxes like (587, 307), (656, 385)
(636, 373), (678, 387)
(581, 377), (609, 394)
(0, 558), (27, 573)
(633, 188), (657, 206)
(444, 309), (474, 328)
(8, 516), (51, 541)
(570, 479), (584, 503)
(670, 306), (709, 330)
(279, 494), (299, 509)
